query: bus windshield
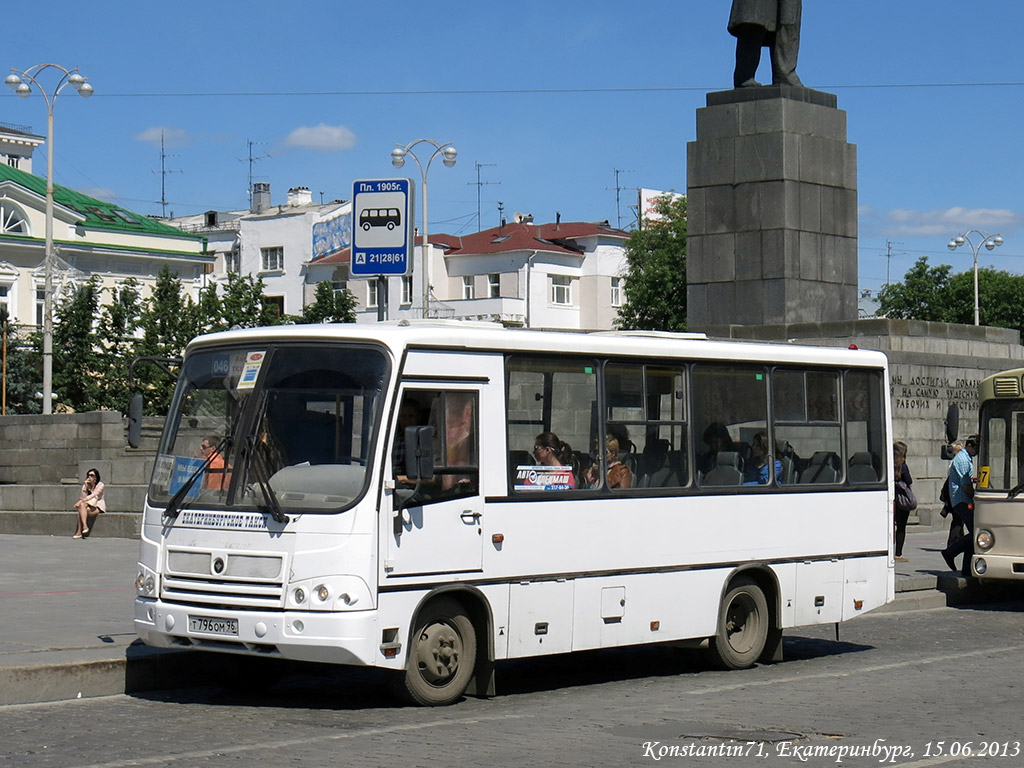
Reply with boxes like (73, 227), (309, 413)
(980, 399), (1024, 493)
(149, 343), (390, 514)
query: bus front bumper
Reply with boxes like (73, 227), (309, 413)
(972, 553), (1024, 581)
(134, 597), (381, 667)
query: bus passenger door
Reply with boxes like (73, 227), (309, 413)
(386, 386), (483, 576)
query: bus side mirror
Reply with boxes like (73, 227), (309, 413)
(404, 425), (435, 481)
(945, 403), (959, 445)
(127, 393), (143, 449)
(941, 403), (959, 460)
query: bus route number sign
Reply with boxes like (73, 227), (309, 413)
(351, 178), (415, 277)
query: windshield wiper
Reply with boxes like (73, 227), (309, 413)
(1008, 479), (1024, 500)
(246, 435), (289, 524)
(164, 436), (232, 520)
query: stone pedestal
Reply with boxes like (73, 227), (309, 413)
(686, 86), (857, 330)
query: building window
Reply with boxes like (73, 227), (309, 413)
(36, 288), (44, 327)
(462, 276), (475, 300)
(266, 296), (284, 318)
(551, 275), (572, 306)
(488, 273), (500, 299)
(260, 246), (284, 272)
(611, 276), (623, 307)
(332, 280), (348, 297)
(7, 156), (19, 169)
(0, 285), (9, 318)
(366, 281), (377, 309)
(401, 276), (413, 306)
(225, 247), (239, 274)
(1, 202), (28, 235)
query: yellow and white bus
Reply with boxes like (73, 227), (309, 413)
(134, 323), (893, 705)
(971, 368), (1024, 580)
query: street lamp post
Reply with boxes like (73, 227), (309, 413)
(5, 64), (93, 414)
(390, 139), (457, 319)
(947, 230), (1004, 326)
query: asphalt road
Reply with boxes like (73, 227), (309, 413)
(3, 598), (1024, 768)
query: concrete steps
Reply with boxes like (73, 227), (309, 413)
(0, 510), (141, 538)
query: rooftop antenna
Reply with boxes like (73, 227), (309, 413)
(240, 139), (270, 203)
(152, 130), (182, 218)
(468, 162), (500, 232)
(607, 168), (634, 229)
(497, 200), (505, 228)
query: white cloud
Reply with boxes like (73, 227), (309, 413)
(135, 127), (189, 148)
(881, 207), (1022, 237)
(282, 124), (357, 152)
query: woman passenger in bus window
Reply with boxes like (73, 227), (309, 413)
(534, 432), (576, 489)
(585, 434), (632, 489)
(744, 432), (782, 485)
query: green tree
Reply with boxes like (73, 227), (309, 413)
(96, 278), (144, 412)
(617, 194), (688, 331)
(878, 256), (1024, 332)
(1, 310), (42, 414)
(53, 276), (103, 412)
(300, 280), (357, 323)
(136, 267), (198, 415)
(219, 272), (279, 330)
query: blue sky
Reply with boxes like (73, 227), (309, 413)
(4, 0), (1023, 295)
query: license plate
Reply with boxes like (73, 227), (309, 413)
(188, 615), (238, 636)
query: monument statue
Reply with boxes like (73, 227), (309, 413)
(729, 0), (803, 88)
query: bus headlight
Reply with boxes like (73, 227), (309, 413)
(976, 529), (995, 551)
(135, 567), (157, 597)
(975, 557), (988, 575)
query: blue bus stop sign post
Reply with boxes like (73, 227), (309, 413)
(351, 178), (415, 275)
(351, 179), (415, 321)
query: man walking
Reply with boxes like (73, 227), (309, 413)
(942, 435), (979, 577)
(729, 0), (804, 88)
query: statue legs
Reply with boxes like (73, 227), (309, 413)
(732, 24), (802, 88)
(770, 23), (802, 86)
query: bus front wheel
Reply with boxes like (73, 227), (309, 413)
(708, 576), (769, 670)
(398, 597), (477, 706)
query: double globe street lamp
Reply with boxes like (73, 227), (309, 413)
(391, 139), (457, 319)
(947, 230), (1004, 326)
(5, 64), (93, 414)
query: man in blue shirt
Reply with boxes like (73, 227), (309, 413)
(942, 435), (979, 576)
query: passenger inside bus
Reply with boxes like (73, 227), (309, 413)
(532, 432), (576, 490)
(584, 434), (632, 489)
(698, 422), (735, 476)
(743, 432), (783, 485)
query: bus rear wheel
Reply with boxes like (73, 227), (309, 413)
(708, 576), (769, 670)
(397, 597), (477, 706)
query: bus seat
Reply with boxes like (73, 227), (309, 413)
(848, 452), (879, 483)
(799, 451), (839, 484)
(702, 451), (744, 486)
(779, 454), (796, 484)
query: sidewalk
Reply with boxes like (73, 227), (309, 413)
(0, 530), (1012, 707)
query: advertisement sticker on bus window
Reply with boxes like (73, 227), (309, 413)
(237, 351), (266, 390)
(515, 464), (575, 491)
(169, 456), (205, 500)
(154, 455), (174, 489)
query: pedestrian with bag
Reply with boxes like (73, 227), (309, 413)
(893, 441), (916, 562)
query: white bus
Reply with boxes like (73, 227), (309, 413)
(970, 368), (1024, 580)
(134, 323), (894, 705)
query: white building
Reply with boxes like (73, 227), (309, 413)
(167, 183), (351, 318)
(318, 216), (630, 330)
(0, 125), (210, 327)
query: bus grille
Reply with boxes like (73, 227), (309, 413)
(994, 377), (1022, 397)
(161, 548), (285, 610)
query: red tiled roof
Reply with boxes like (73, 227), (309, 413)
(432, 220), (628, 257)
(310, 247), (351, 265)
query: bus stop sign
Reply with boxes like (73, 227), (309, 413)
(351, 178), (415, 277)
